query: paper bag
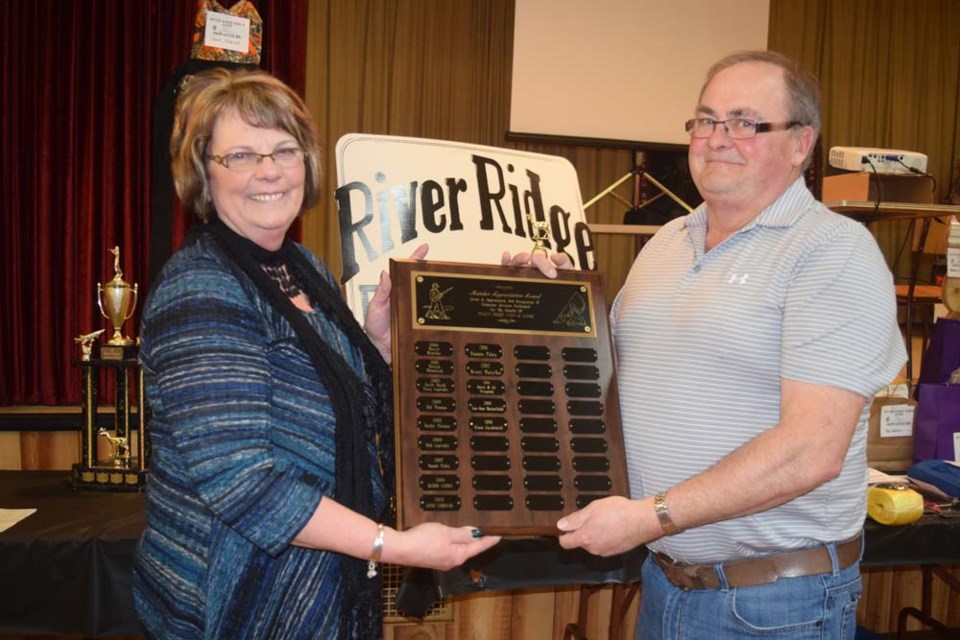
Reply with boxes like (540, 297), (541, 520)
(913, 383), (960, 462)
(867, 396), (916, 471)
(916, 318), (960, 387)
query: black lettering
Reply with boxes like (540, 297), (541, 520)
(473, 154), (512, 233)
(573, 221), (597, 270)
(374, 173), (396, 254)
(421, 180), (445, 233)
(390, 182), (419, 244)
(335, 181), (377, 283)
(549, 205), (574, 267)
(507, 164), (526, 238)
(445, 177), (467, 231)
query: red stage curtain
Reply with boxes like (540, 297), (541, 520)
(0, 0), (307, 405)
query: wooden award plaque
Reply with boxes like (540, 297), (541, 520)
(390, 259), (628, 536)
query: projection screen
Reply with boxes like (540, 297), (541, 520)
(510, 0), (770, 148)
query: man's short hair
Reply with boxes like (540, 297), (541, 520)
(700, 50), (821, 168)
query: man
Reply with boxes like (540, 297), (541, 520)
(515, 51), (906, 638)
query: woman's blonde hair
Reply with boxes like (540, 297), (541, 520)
(170, 68), (321, 221)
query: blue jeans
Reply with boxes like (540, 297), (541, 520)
(636, 542), (863, 639)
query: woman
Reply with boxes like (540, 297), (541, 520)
(132, 68), (500, 640)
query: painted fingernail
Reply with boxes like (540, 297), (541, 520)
(471, 528), (483, 538)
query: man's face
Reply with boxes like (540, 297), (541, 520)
(688, 61), (812, 215)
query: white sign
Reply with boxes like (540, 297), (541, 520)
(335, 134), (595, 321)
(955, 431), (960, 463)
(879, 404), (914, 438)
(947, 247), (960, 278)
(204, 11), (251, 53)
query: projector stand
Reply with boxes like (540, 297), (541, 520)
(584, 151), (692, 223)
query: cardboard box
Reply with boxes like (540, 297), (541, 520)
(823, 172), (934, 204)
(823, 172), (946, 253)
(867, 396), (917, 472)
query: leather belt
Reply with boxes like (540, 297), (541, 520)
(651, 533), (862, 590)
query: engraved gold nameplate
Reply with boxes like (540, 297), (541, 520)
(390, 259), (628, 536)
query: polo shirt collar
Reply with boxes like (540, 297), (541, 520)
(683, 176), (813, 233)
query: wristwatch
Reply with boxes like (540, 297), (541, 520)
(653, 491), (682, 535)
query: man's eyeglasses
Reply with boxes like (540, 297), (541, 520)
(684, 118), (803, 140)
(207, 147), (306, 172)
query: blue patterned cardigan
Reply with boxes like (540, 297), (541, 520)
(132, 231), (387, 639)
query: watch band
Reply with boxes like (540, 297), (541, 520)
(654, 491), (682, 535)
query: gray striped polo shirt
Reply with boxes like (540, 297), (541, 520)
(610, 177), (906, 564)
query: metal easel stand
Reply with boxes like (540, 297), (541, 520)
(583, 152), (693, 219)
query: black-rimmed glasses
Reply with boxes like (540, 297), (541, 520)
(684, 118), (803, 140)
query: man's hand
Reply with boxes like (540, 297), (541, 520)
(364, 243), (429, 363)
(500, 251), (573, 278)
(556, 495), (659, 557)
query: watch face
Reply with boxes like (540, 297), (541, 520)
(944, 279), (960, 312)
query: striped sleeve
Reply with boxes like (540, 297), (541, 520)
(142, 258), (327, 556)
(781, 221), (906, 397)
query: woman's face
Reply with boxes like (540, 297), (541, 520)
(206, 109), (306, 250)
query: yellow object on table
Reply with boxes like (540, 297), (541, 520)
(867, 483), (924, 525)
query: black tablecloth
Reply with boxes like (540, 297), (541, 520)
(0, 471), (145, 636)
(2, 471), (958, 635)
(431, 511), (960, 596)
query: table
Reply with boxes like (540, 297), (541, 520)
(2, 471), (958, 637)
(430, 513), (960, 639)
(0, 471), (145, 636)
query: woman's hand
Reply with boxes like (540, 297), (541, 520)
(383, 523), (501, 571)
(292, 497), (498, 570)
(500, 251), (573, 279)
(364, 243), (429, 363)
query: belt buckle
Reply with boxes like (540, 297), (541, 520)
(681, 565), (707, 589)
(656, 552), (710, 590)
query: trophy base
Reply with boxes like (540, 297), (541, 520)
(98, 343), (138, 361)
(72, 462), (147, 492)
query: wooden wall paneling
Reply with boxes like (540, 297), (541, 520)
(859, 567), (897, 631)
(894, 568), (927, 633)
(552, 585), (582, 638)
(508, 588), (557, 639)
(611, 583), (641, 640)
(0, 432), (21, 469)
(451, 591), (514, 640)
(583, 585), (614, 640)
(386, 620), (448, 640)
(19, 431), (79, 470)
(929, 567), (960, 629)
(859, 565), (960, 634)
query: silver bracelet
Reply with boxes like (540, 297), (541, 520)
(366, 523), (385, 579)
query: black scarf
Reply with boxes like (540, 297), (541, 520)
(205, 218), (394, 640)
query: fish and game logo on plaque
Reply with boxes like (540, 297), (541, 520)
(335, 135), (627, 535)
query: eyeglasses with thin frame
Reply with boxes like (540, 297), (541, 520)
(684, 117), (803, 140)
(206, 147), (306, 172)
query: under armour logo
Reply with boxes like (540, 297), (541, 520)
(727, 273), (750, 285)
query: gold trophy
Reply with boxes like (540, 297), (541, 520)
(527, 213), (550, 258)
(97, 246), (139, 360)
(74, 329), (105, 361)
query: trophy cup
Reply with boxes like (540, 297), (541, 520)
(97, 246), (139, 360)
(71, 246), (148, 491)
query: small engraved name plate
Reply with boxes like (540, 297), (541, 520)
(390, 259), (628, 536)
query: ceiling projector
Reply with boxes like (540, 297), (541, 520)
(828, 146), (928, 174)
